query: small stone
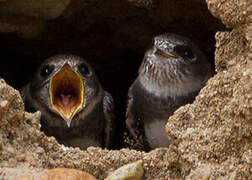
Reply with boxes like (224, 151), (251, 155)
(38, 168), (97, 180)
(36, 147), (45, 154)
(223, 72), (230, 79)
(242, 71), (248, 76)
(61, 145), (70, 152)
(47, 143), (53, 149)
(105, 160), (144, 180)
(0, 100), (8, 107)
(0, 100), (8, 112)
(16, 154), (27, 162)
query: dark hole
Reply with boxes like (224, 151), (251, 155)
(0, 1), (226, 151)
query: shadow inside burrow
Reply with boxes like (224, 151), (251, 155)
(0, 1), (226, 151)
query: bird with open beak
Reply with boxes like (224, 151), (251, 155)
(22, 54), (115, 150)
(126, 33), (213, 149)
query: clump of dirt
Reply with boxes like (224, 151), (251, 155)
(206, 0), (252, 28)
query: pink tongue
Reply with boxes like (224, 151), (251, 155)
(60, 94), (74, 107)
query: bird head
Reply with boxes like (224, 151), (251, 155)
(139, 33), (213, 97)
(29, 54), (100, 127)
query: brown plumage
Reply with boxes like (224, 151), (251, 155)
(126, 33), (213, 149)
(22, 54), (115, 150)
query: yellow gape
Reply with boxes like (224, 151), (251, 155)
(49, 64), (84, 126)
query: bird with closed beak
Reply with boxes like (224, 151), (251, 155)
(22, 54), (115, 150)
(126, 33), (213, 149)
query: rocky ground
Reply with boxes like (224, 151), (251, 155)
(0, 0), (251, 179)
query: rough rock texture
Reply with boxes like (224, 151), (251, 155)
(207, 0), (252, 28)
(0, 0), (252, 179)
(0, 0), (222, 51)
(0, 17), (45, 39)
(166, 3), (252, 179)
(0, 0), (70, 39)
(166, 59), (252, 178)
(0, 79), (190, 179)
(214, 29), (250, 72)
(0, 0), (71, 20)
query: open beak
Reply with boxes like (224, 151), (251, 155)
(154, 48), (178, 59)
(49, 64), (84, 127)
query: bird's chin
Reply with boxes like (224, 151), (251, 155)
(49, 64), (84, 127)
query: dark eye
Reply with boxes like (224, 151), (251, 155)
(40, 65), (54, 77)
(183, 49), (194, 59)
(174, 45), (195, 60)
(78, 63), (90, 76)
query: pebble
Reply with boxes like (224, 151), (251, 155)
(105, 160), (143, 180)
(15, 168), (97, 180)
(36, 147), (45, 154)
(0, 100), (8, 112)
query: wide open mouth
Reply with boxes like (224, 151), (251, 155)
(49, 64), (84, 124)
(154, 49), (179, 59)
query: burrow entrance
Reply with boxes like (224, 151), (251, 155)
(0, 0), (226, 150)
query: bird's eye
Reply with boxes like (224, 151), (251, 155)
(183, 49), (194, 59)
(78, 63), (90, 76)
(40, 65), (54, 77)
(174, 45), (195, 60)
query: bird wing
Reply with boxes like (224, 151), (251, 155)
(103, 91), (115, 148)
(126, 82), (141, 143)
